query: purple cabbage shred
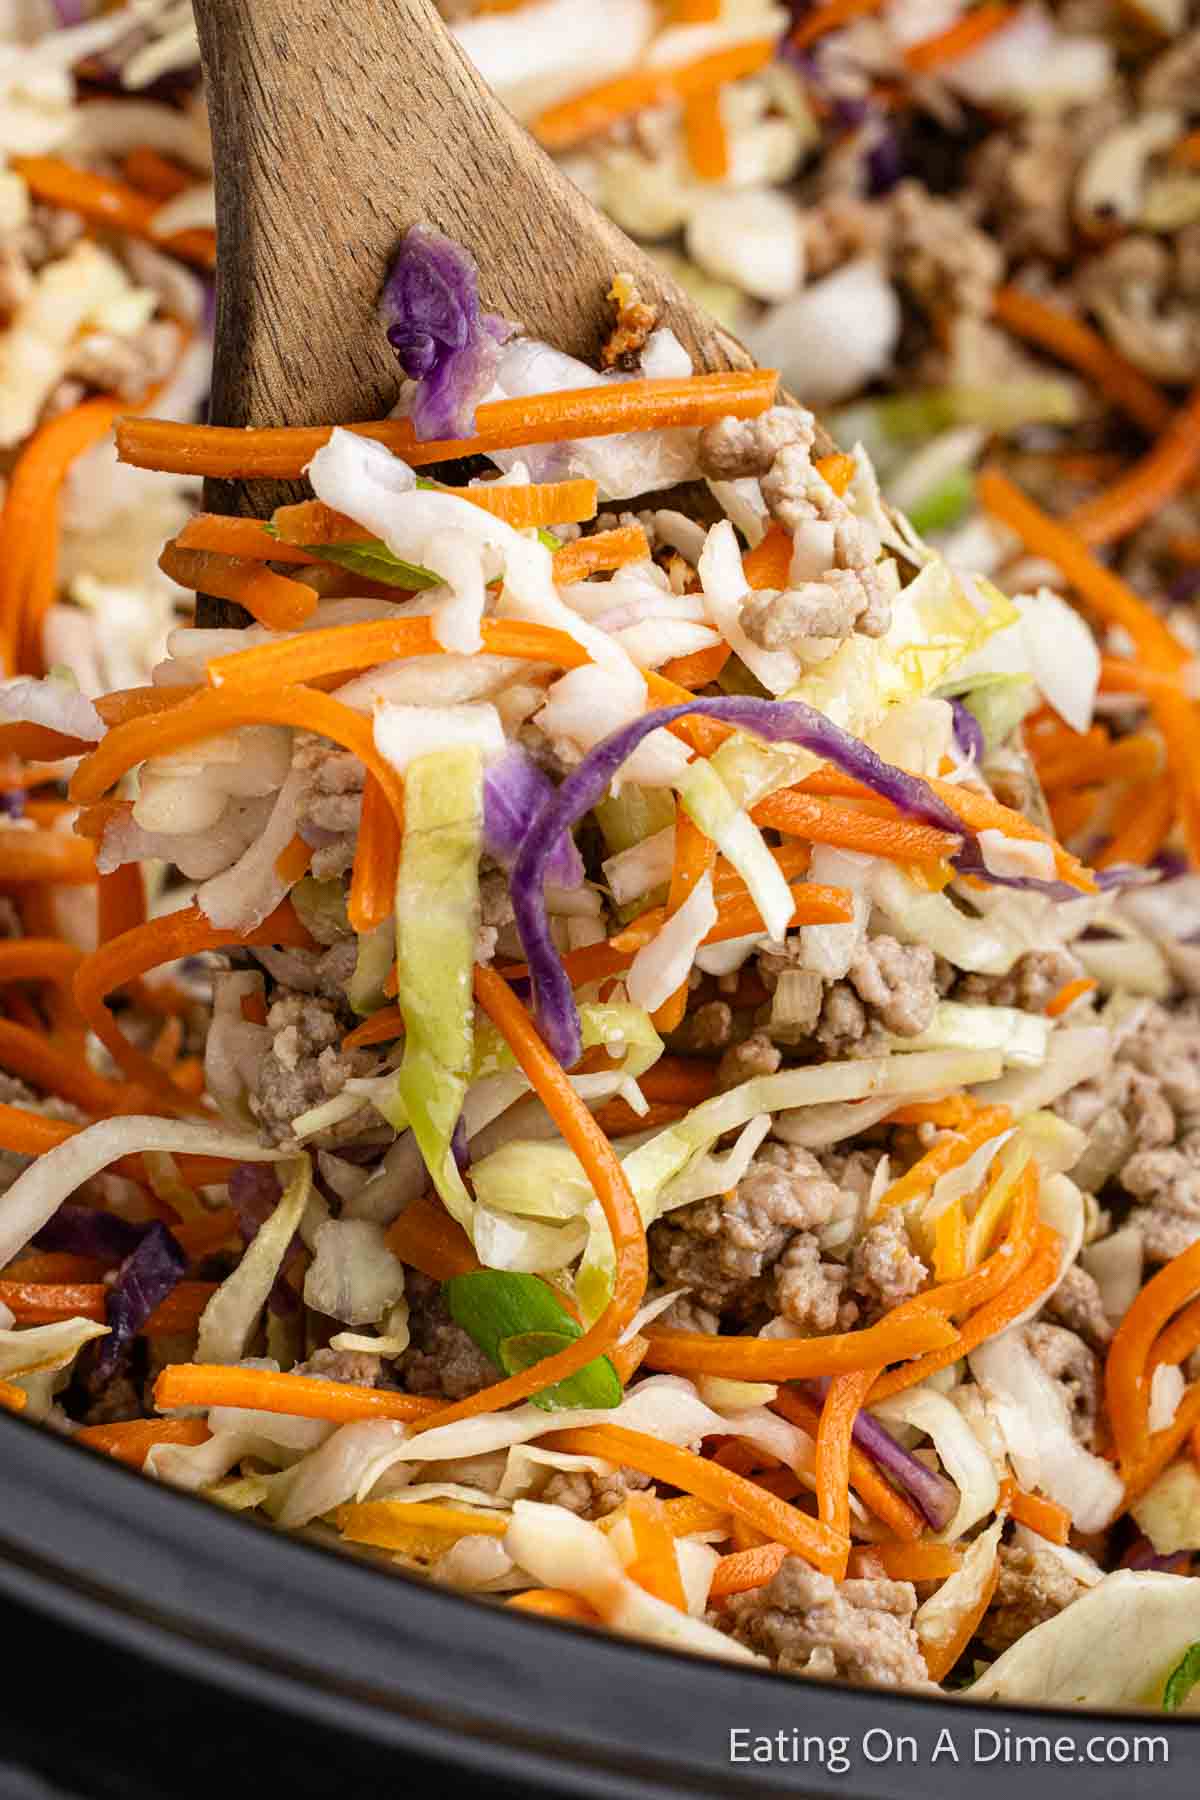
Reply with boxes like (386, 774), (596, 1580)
(230, 1164), (300, 1317)
(483, 745), (584, 889)
(34, 1202), (145, 1263)
(802, 1379), (957, 1530)
(949, 698), (984, 765)
(95, 1222), (187, 1381)
(379, 225), (514, 441)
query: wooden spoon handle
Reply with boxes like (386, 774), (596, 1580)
(192, 0), (753, 437)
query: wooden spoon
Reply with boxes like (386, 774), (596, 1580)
(190, 0), (828, 619)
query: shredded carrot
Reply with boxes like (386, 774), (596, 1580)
(1044, 976), (1099, 1019)
(905, 4), (1017, 69)
(0, 1278), (215, 1330)
(0, 1102), (88, 1156)
(115, 371), (779, 481)
(0, 396), (138, 674)
(176, 514), (321, 565)
(637, 1058), (719, 1107)
(815, 1369), (872, 1547)
(1121, 1385), (1200, 1507)
(873, 1105), (1012, 1216)
(97, 858), (146, 944)
(611, 1333), (650, 1386)
(870, 1230), (1060, 1404)
(404, 967), (647, 1433)
(921, 1552), (1000, 1682)
(0, 1378), (27, 1412)
(384, 1192), (482, 1283)
(659, 640), (732, 690)
(121, 146), (191, 201)
(347, 774), (401, 936)
(0, 831), (95, 886)
(208, 615), (586, 691)
(0, 1019), (147, 1115)
(496, 939), (635, 993)
(683, 85), (729, 183)
(1048, 787), (1099, 846)
(172, 1209), (240, 1260)
(642, 1308), (957, 1381)
(886, 1096), (977, 1129)
(790, 0), (883, 51)
(1105, 1239), (1200, 1471)
(73, 900), (313, 1112)
(990, 287), (1169, 436)
(0, 937), (83, 991)
(1036, 731), (1161, 793)
(338, 1501), (509, 1545)
(1149, 1296), (1200, 1373)
(671, 0), (721, 19)
(1068, 381), (1200, 548)
(613, 881), (852, 960)
(933, 1198), (967, 1281)
(12, 157), (215, 268)
(1004, 1484), (1072, 1545)
(343, 1006), (406, 1051)
(449, 476), (598, 527)
(654, 807), (717, 1034)
(546, 1423), (848, 1575)
(814, 452), (857, 496)
(506, 1589), (600, 1622)
(708, 1542), (788, 1598)
(6, 1251), (106, 1283)
(273, 834), (313, 887)
(1096, 781), (1174, 871)
(73, 1417), (210, 1466)
(155, 1364), (444, 1423)
(741, 525), (793, 591)
(553, 525), (651, 585)
(533, 39), (776, 150)
(1171, 127), (1200, 168)
(752, 789), (961, 866)
(589, 1097), (693, 1139)
(849, 1542), (962, 1583)
(626, 1491), (689, 1610)
(159, 542), (317, 632)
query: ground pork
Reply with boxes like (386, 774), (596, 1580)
(1026, 1322), (1102, 1449)
(62, 319), (181, 404)
(1123, 1136), (1200, 1262)
(255, 940), (359, 1002)
(1076, 232), (1200, 384)
(979, 1543), (1092, 1654)
(697, 408), (814, 482)
(601, 276), (658, 372)
(1046, 1263), (1113, 1351)
(669, 1000), (736, 1053)
(851, 1214), (928, 1314)
(252, 990), (372, 1145)
(716, 1030), (780, 1092)
(847, 936), (938, 1037)
(540, 1464), (652, 1519)
(814, 982), (888, 1059)
(888, 180), (1003, 320)
(648, 1144), (846, 1321)
(293, 1345), (383, 1387)
(956, 947), (1085, 1013)
(293, 737), (364, 880)
(771, 1234), (853, 1332)
(396, 1269), (498, 1401)
(724, 1561), (933, 1689)
(477, 865), (517, 966)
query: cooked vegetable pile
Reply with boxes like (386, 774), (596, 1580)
(0, 0), (1198, 1713)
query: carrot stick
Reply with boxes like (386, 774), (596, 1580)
(545, 1423), (849, 1575)
(641, 1309), (958, 1382)
(384, 1192), (481, 1282)
(0, 937), (84, 989)
(816, 1369), (871, 1544)
(873, 1105), (1012, 1215)
(610, 881), (853, 958)
(155, 1363), (445, 1424)
(122, 147), (192, 201)
(176, 514), (321, 565)
(1036, 732), (1161, 793)
(769, 1390), (920, 1542)
(752, 789), (961, 865)
(0, 1019), (148, 1115)
(553, 525), (651, 584)
(97, 861), (145, 943)
(11, 157), (215, 268)
(869, 1234), (1061, 1403)
(72, 900), (313, 1111)
(654, 808), (717, 1035)
(343, 1007), (406, 1051)
(708, 1542), (788, 1598)
(0, 831), (95, 886)
(1120, 1383), (1200, 1507)
(741, 525), (792, 590)
(683, 86), (729, 182)
(0, 1279), (216, 1330)
(1068, 381), (1200, 548)
(905, 5), (1017, 71)
(443, 477), (598, 528)
(347, 773), (401, 935)
(978, 468), (1187, 672)
(1105, 1239), (1200, 1469)
(159, 542), (317, 632)
(790, 0), (882, 51)
(626, 1491), (689, 1610)
(495, 939), (636, 992)
(506, 1589), (600, 1621)
(0, 397), (132, 673)
(115, 372), (779, 480)
(73, 1416), (210, 1466)
(406, 967), (649, 1434)
(533, 39), (776, 150)
(991, 288), (1169, 436)
(659, 641), (731, 690)
(921, 1553), (1000, 1682)
(1148, 1296), (1200, 1373)
(1044, 976), (1098, 1019)
(849, 1542), (962, 1582)
(933, 1198), (967, 1281)
(207, 616), (591, 690)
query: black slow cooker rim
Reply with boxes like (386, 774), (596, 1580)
(0, 1409), (1194, 1800)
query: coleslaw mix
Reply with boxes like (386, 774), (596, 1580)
(0, 0), (1198, 1713)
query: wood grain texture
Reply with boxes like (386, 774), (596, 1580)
(191, 0), (826, 620)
